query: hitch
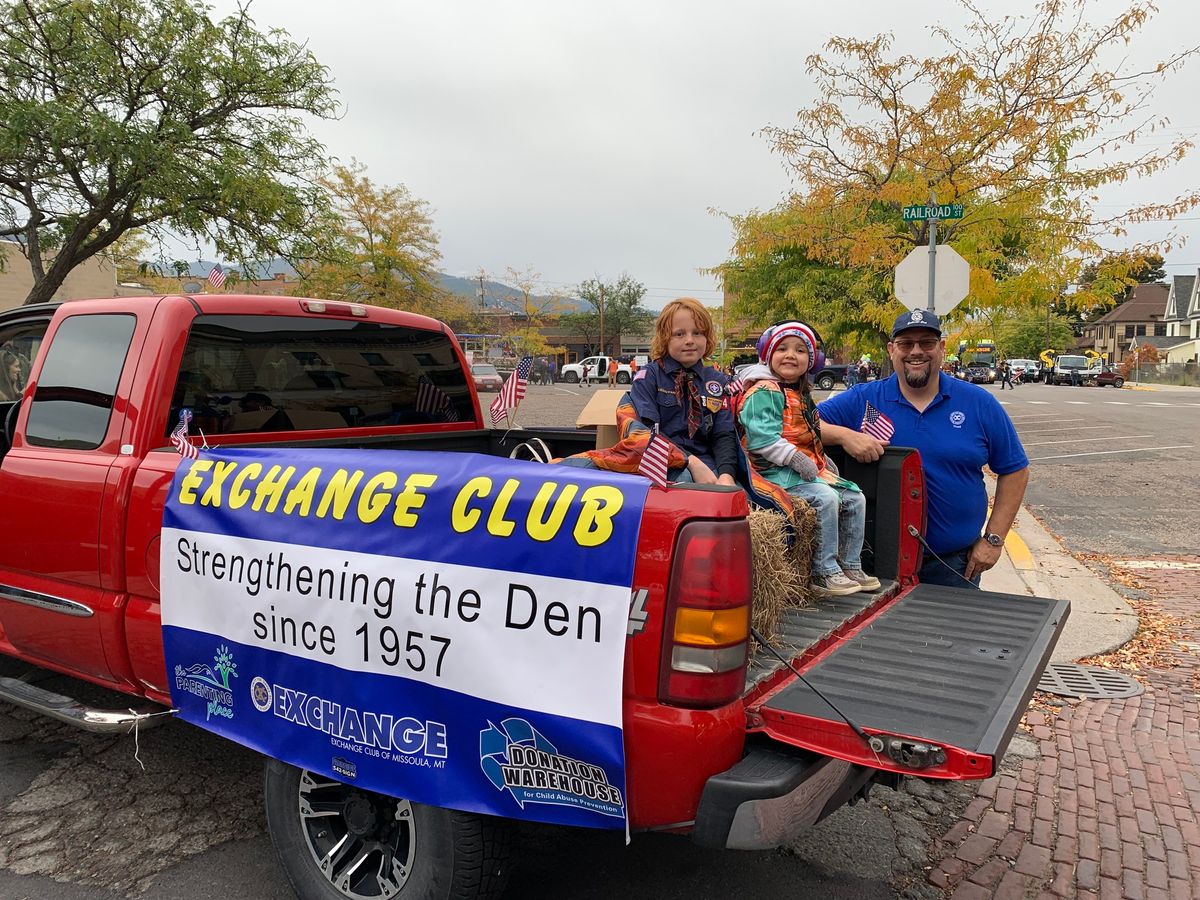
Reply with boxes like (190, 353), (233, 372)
(869, 734), (947, 770)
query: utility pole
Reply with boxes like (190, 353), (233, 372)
(478, 274), (486, 312)
(598, 283), (606, 357)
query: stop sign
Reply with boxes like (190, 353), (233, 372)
(894, 245), (970, 316)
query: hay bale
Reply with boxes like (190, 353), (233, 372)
(747, 502), (819, 641)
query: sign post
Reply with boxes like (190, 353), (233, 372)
(896, 199), (969, 316)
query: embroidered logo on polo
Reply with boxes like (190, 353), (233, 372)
(950, 411), (966, 428)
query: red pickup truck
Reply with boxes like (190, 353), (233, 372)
(0, 295), (1067, 900)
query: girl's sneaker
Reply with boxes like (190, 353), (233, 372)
(841, 568), (882, 592)
(812, 572), (862, 596)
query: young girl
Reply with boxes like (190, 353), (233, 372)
(629, 297), (737, 484)
(737, 322), (880, 595)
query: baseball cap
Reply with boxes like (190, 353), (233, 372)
(890, 309), (943, 339)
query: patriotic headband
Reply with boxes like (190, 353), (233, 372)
(758, 321), (817, 364)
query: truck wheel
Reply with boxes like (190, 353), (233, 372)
(264, 760), (514, 900)
(616, 372), (630, 384)
(563, 372), (579, 384)
(816, 374), (835, 391)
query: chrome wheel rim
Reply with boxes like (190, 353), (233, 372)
(297, 770), (416, 898)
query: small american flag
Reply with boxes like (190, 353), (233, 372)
(207, 264), (226, 290)
(638, 429), (670, 488)
(416, 376), (460, 422)
(723, 377), (745, 411)
(490, 356), (532, 426)
(170, 408), (199, 459)
(860, 401), (895, 442)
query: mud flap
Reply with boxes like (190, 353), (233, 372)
(757, 583), (1069, 780)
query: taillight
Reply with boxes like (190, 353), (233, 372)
(659, 519), (753, 708)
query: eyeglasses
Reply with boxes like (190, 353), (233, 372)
(892, 337), (941, 352)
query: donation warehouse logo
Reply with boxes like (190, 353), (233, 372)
(480, 718), (624, 819)
(250, 680), (448, 766)
(173, 644), (238, 721)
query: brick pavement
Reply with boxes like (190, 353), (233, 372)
(926, 556), (1200, 900)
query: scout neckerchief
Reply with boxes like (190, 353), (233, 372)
(673, 366), (702, 439)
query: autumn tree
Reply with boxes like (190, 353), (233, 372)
(561, 274), (654, 355)
(295, 161), (459, 319)
(501, 267), (570, 357)
(0, 0), (338, 305)
(715, 0), (1198, 341)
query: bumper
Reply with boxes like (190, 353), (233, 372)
(691, 745), (880, 849)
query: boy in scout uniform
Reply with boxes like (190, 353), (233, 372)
(628, 298), (737, 485)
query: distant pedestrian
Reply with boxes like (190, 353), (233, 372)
(844, 363), (858, 388)
(581, 363), (590, 385)
(630, 358), (638, 378)
(999, 360), (1016, 390)
(548, 359), (557, 383)
(607, 357), (618, 387)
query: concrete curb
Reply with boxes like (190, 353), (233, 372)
(981, 490), (1138, 663)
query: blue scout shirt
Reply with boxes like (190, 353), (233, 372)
(630, 357), (737, 476)
(818, 373), (1028, 555)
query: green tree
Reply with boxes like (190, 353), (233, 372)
(562, 274), (654, 355)
(296, 161), (452, 318)
(996, 310), (1075, 359)
(716, 0), (1197, 338)
(0, 0), (337, 305)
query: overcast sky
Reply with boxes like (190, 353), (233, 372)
(206, 0), (1200, 307)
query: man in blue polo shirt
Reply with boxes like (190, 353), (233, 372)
(818, 310), (1029, 588)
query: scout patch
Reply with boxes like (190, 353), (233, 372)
(704, 380), (724, 412)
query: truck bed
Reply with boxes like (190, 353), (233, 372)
(746, 581), (897, 690)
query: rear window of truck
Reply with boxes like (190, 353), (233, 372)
(168, 315), (473, 437)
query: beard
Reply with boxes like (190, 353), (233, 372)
(902, 359), (932, 388)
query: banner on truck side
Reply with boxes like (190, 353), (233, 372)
(160, 447), (648, 830)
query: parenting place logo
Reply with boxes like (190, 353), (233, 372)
(173, 644), (238, 721)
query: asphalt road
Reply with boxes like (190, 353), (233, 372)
(1, 378), (1194, 899)
(988, 381), (1200, 556)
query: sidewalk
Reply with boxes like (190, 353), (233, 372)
(927, 510), (1200, 898)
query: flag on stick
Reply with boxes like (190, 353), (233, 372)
(638, 428), (671, 488)
(170, 408), (199, 459)
(489, 356), (532, 426)
(207, 264), (226, 290)
(860, 401), (895, 442)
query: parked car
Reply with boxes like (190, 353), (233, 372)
(471, 362), (504, 392)
(1085, 364), (1125, 388)
(811, 362), (851, 391)
(1048, 354), (1090, 385)
(964, 362), (994, 384)
(1007, 358), (1041, 382)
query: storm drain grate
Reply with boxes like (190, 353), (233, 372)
(1037, 663), (1143, 699)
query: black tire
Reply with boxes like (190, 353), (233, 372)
(264, 760), (514, 900)
(563, 372), (579, 384)
(616, 372), (630, 384)
(816, 374), (835, 391)
(1113, 377), (1124, 388)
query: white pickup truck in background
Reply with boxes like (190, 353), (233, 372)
(561, 355), (634, 384)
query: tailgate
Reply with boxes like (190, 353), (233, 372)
(753, 583), (1069, 779)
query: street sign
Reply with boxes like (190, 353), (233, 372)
(902, 203), (964, 222)
(894, 244), (970, 316)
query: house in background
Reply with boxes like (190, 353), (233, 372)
(1082, 282), (1169, 363)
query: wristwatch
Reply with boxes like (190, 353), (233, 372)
(983, 531), (1004, 547)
